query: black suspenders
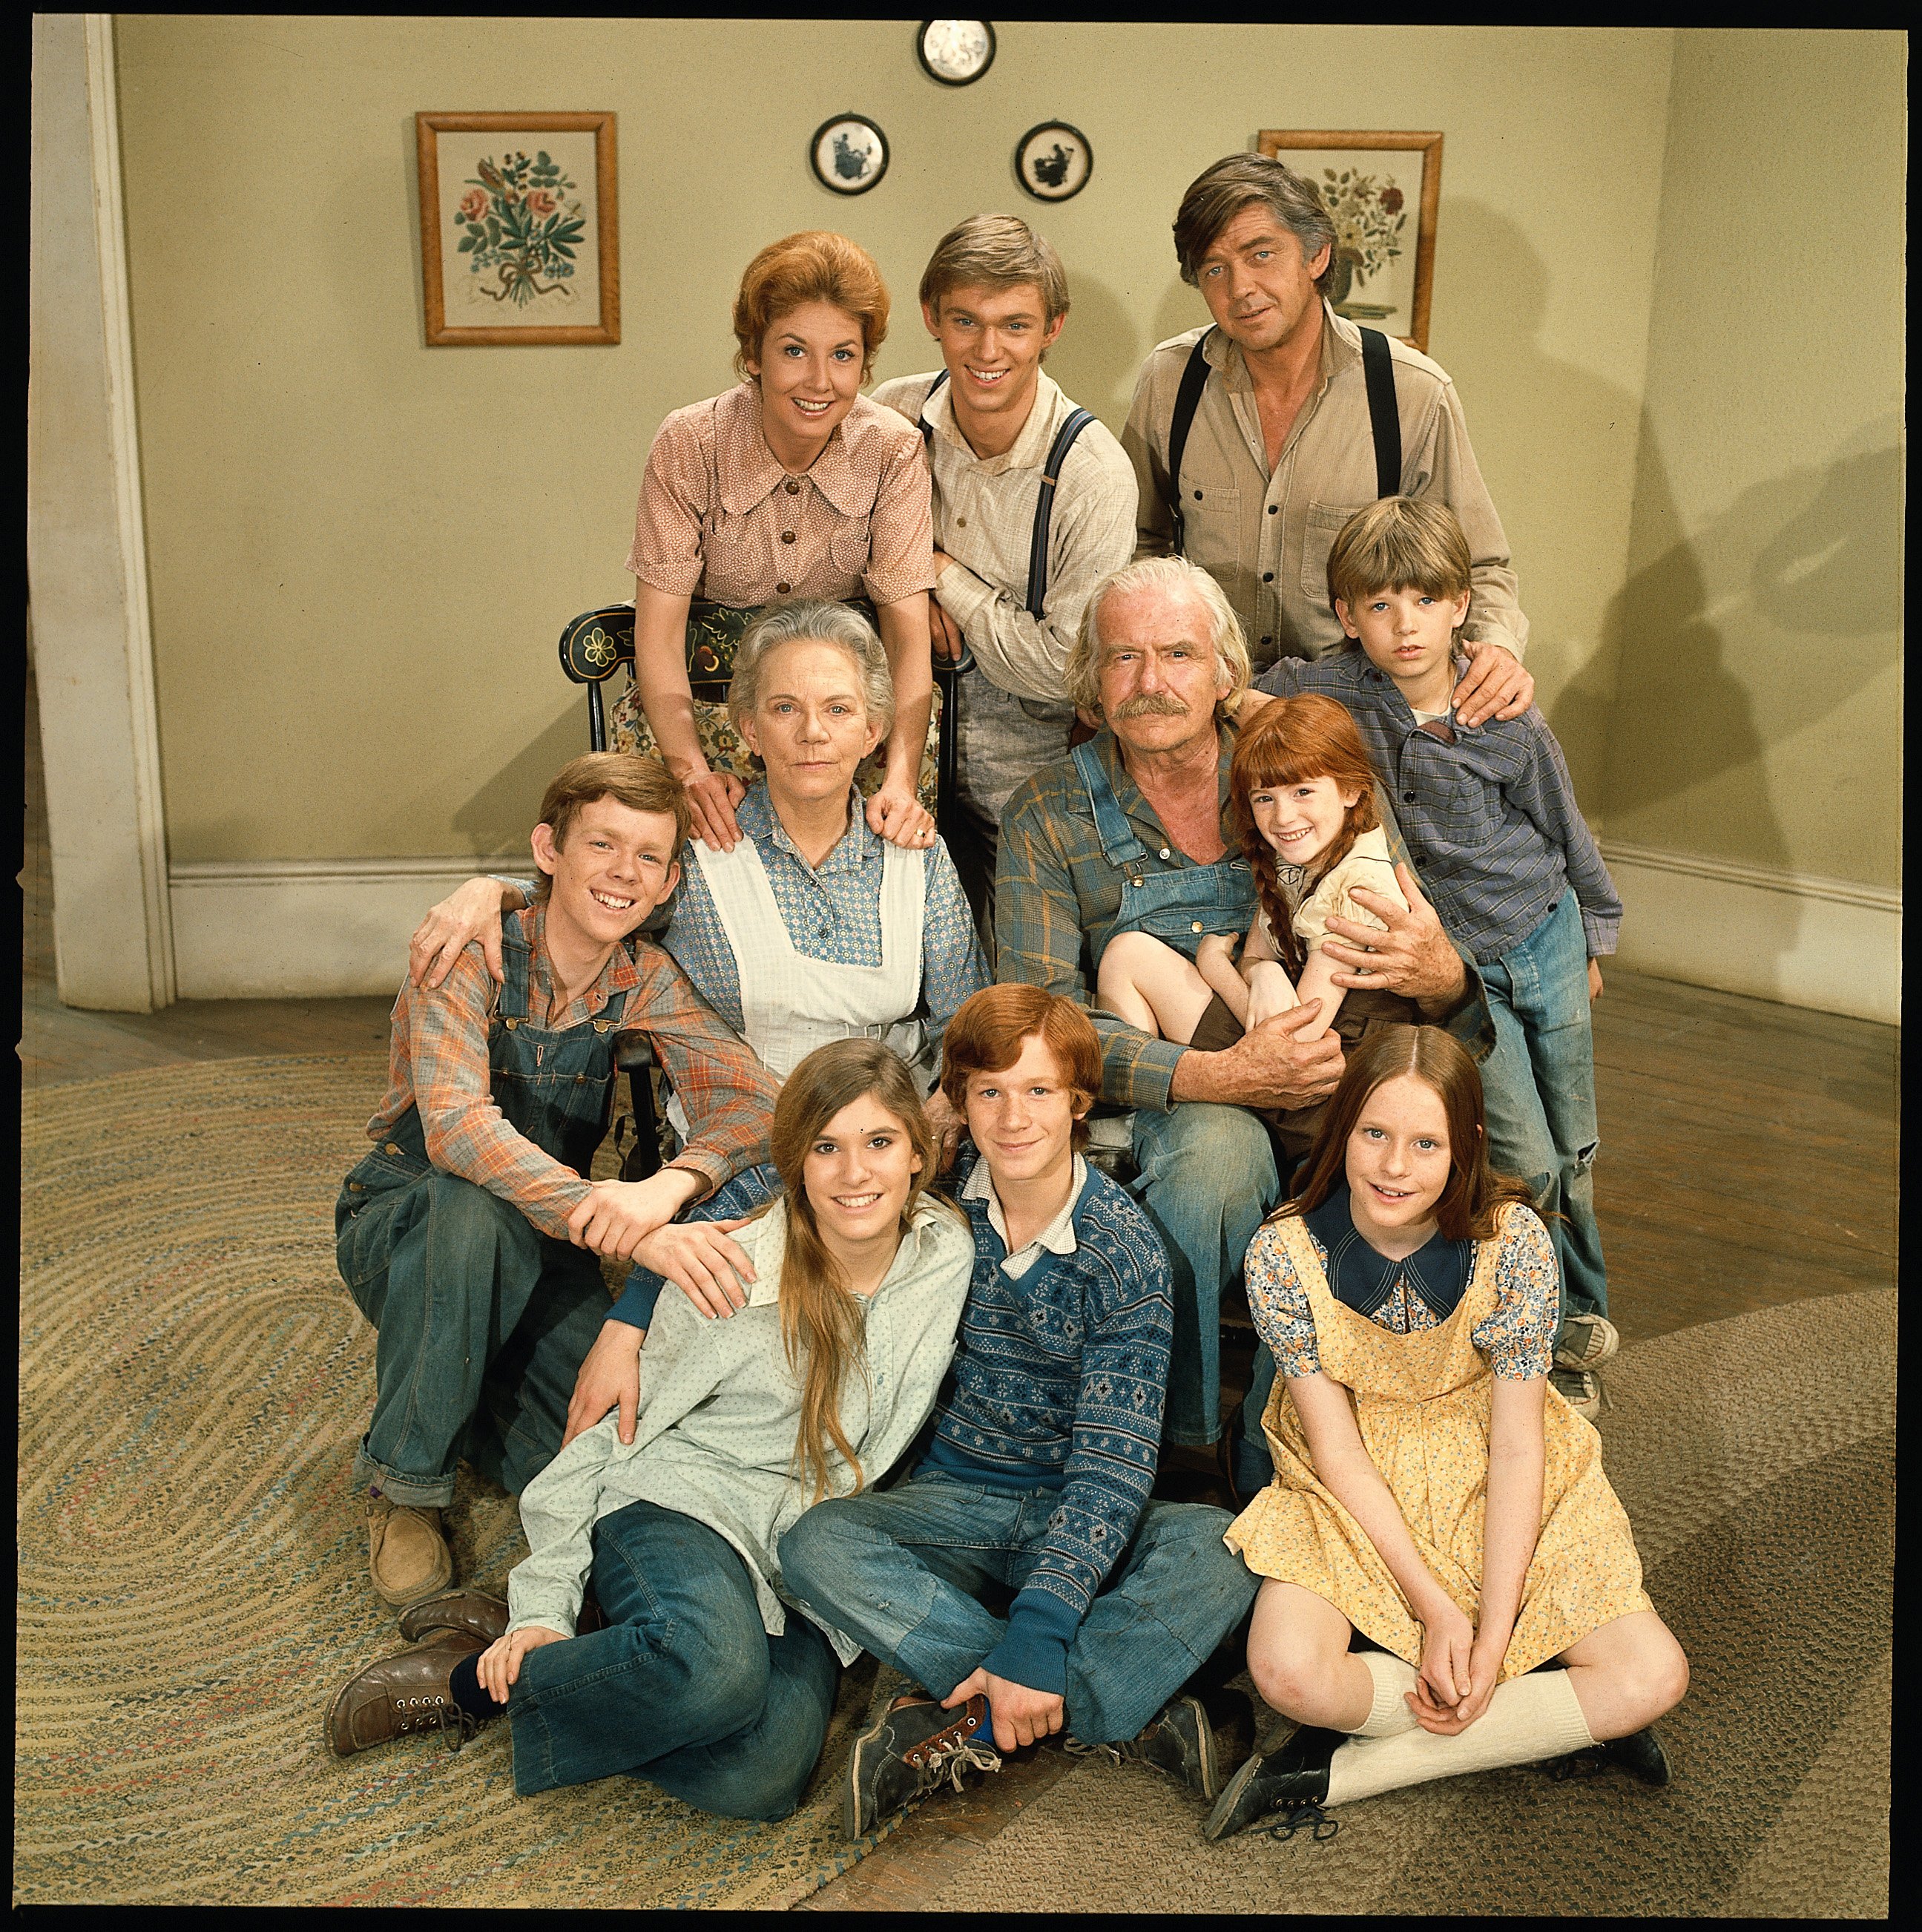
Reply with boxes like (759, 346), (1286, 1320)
(918, 370), (1096, 617)
(1162, 323), (1404, 554)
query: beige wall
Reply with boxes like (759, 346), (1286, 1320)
(1597, 30), (1905, 889)
(115, 17), (1678, 863)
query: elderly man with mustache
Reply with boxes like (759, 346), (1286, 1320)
(993, 554), (1492, 1493)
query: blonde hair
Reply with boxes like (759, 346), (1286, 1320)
(919, 212), (1070, 325)
(1065, 556), (1252, 716)
(769, 1040), (947, 1505)
(1325, 496), (1473, 619)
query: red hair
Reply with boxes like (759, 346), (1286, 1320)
(1231, 694), (1380, 980)
(939, 985), (1103, 1152)
(732, 231), (889, 380)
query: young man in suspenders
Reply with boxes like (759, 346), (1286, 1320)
(872, 214), (1138, 929)
(1122, 152), (1534, 728)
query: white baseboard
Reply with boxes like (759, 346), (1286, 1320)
(168, 857), (527, 999)
(1602, 841), (1900, 1027)
(169, 846), (1903, 1027)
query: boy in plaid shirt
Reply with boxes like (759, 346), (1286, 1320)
(338, 755), (778, 1608)
(1254, 497), (1622, 1415)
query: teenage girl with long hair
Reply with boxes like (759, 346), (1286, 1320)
(1097, 694), (1417, 1062)
(320, 1039), (974, 1822)
(1205, 1024), (1687, 1837)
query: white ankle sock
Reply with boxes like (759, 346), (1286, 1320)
(1324, 1667), (1594, 1807)
(1349, 1652), (1421, 1738)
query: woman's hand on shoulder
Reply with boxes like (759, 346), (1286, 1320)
(865, 781), (936, 849)
(475, 1625), (567, 1703)
(409, 876), (521, 990)
(685, 769), (747, 852)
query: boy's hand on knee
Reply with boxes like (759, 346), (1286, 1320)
(944, 1666), (1064, 1752)
(475, 1626), (565, 1703)
(565, 1318), (645, 1446)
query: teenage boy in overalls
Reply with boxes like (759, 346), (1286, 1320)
(871, 213), (1138, 929)
(335, 754), (780, 1608)
(994, 558), (1492, 1492)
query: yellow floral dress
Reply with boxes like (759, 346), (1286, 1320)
(1225, 1204), (1652, 1680)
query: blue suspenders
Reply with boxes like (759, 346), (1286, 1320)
(918, 369), (1098, 617)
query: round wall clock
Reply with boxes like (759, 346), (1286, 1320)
(917, 20), (996, 86)
(1015, 121), (1093, 203)
(809, 114), (890, 195)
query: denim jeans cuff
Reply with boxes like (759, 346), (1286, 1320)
(353, 1443), (457, 1508)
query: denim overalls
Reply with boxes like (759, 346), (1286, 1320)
(335, 921), (631, 1504)
(1073, 739), (1256, 967)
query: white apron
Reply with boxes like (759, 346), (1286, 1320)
(669, 829), (932, 1131)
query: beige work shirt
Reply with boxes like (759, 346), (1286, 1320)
(872, 369), (1137, 706)
(1122, 306), (1527, 669)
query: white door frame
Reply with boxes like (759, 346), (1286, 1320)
(27, 13), (175, 1011)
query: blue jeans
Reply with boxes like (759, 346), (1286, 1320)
(508, 1499), (839, 1818)
(1475, 892), (1607, 1327)
(779, 1476), (1257, 1746)
(335, 1160), (610, 1504)
(1129, 1101), (1283, 1449)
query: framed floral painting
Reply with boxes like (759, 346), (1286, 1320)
(416, 111), (619, 345)
(1258, 131), (1442, 352)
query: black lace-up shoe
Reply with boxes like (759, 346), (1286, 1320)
(1202, 1724), (1343, 1841)
(843, 1694), (1003, 1839)
(1068, 1693), (1222, 1801)
(1545, 1724), (1673, 1787)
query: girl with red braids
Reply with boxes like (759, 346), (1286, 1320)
(1096, 693), (1413, 1061)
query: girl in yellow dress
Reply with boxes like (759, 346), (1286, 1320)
(1206, 1024), (1688, 1838)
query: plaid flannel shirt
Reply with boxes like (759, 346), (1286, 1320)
(995, 725), (1495, 1110)
(1257, 650), (1622, 963)
(366, 905), (777, 1240)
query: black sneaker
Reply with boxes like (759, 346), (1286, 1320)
(1202, 1724), (1343, 1841)
(1068, 1692), (1224, 1801)
(1545, 1724), (1672, 1787)
(843, 1694), (1003, 1839)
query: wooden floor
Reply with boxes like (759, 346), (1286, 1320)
(19, 658), (1900, 1908)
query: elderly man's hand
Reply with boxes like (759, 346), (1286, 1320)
(1321, 864), (1467, 1016)
(1451, 642), (1534, 728)
(1174, 999), (1343, 1111)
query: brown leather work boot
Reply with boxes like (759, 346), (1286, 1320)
(324, 1630), (488, 1757)
(366, 1489), (454, 1606)
(398, 1587), (510, 1646)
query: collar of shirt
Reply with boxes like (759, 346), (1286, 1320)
(1345, 651), (1538, 778)
(738, 779), (880, 877)
(714, 381), (878, 521)
(963, 1151), (1089, 1275)
(1303, 1183), (1472, 1324)
(1093, 725), (1238, 850)
(924, 368), (1067, 479)
(737, 1192), (953, 1309)
(516, 902), (642, 1026)
(1205, 303), (1354, 465)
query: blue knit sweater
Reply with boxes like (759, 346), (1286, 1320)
(918, 1149), (1174, 1694)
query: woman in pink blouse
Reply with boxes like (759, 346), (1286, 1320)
(625, 231), (937, 855)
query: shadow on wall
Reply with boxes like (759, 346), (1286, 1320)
(450, 700), (594, 853)
(1043, 270), (1147, 433)
(1430, 200), (1648, 802)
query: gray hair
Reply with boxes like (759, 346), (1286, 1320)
(1065, 556), (1253, 715)
(1172, 154), (1337, 295)
(727, 598), (895, 738)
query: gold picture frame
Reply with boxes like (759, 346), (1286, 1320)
(416, 111), (619, 346)
(1258, 130), (1442, 353)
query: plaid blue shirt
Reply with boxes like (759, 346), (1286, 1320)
(661, 782), (988, 1063)
(1257, 650), (1622, 964)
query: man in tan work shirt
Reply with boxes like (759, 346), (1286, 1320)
(1123, 152), (1533, 729)
(874, 214), (1137, 922)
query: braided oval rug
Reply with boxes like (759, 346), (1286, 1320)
(16, 1054), (899, 1909)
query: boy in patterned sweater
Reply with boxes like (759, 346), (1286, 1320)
(779, 985), (1260, 1837)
